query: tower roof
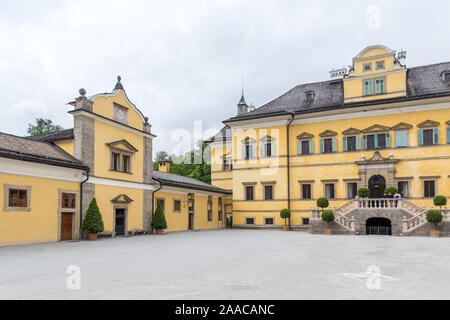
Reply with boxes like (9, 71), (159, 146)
(237, 92), (247, 106)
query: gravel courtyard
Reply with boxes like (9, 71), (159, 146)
(1, 230), (449, 300)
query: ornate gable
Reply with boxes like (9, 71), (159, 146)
(319, 130), (337, 137)
(362, 124), (391, 133)
(106, 139), (138, 153)
(417, 120), (440, 128)
(297, 132), (314, 140)
(342, 128), (361, 135)
(391, 122), (413, 130)
(111, 194), (134, 204)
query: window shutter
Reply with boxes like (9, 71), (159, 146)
(386, 133), (391, 148)
(297, 141), (302, 155)
(332, 138), (337, 152)
(343, 136), (347, 152)
(356, 135), (362, 151)
(259, 143), (264, 158)
(433, 128), (439, 144)
(418, 129), (424, 146)
(270, 142), (276, 157)
(363, 135), (367, 150)
(252, 144), (257, 158)
(309, 140), (314, 154)
(374, 134), (379, 149)
(242, 145), (246, 159)
(319, 138), (324, 153)
(447, 127), (450, 144)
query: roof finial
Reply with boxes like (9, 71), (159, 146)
(79, 88), (86, 97)
(114, 75), (124, 91)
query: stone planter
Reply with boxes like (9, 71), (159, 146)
(325, 227), (332, 235)
(88, 233), (98, 241)
(429, 230), (440, 237)
(155, 229), (163, 235)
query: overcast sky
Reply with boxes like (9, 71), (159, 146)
(1, 0), (449, 155)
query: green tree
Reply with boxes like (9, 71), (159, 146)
(358, 188), (370, 198)
(81, 198), (104, 234)
(151, 204), (167, 230)
(280, 208), (291, 226)
(27, 118), (63, 136)
(317, 197), (329, 212)
(433, 195), (447, 209)
(321, 210), (335, 223)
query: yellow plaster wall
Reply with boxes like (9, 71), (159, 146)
(55, 139), (74, 156)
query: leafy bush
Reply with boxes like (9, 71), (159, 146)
(317, 198), (329, 210)
(358, 188), (370, 198)
(280, 208), (291, 226)
(321, 210), (335, 223)
(385, 186), (398, 194)
(426, 210), (443, 224)
(151, 204), (167, 230)
(433, 195), (447, 208)
(81, 198), (104, 234)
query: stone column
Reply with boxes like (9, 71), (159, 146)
(143, 120), (154, 233)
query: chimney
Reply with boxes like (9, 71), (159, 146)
(158, 159), (170, 173)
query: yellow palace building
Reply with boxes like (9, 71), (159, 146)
(208, 45), (450, 236)
(0, 77), (230, 247)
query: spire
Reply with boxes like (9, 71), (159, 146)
(114, 75), (124, 91)
(237, 90), (247, 106)
(236, 89), (249, 115)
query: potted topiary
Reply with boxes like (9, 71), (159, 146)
(280, 208), (291, 231)
(151, 204), (167, 235)
(81, 198), (104, 241)
(433, 195), (447, 209)
(358, 188), (370, 207)
(317, 197), (329, 213)
(426, 210), (443, 237)
(322, 210), (335, 235)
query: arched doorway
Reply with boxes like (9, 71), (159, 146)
(366, 217), (392, 235)
(368, 175), (386, 198)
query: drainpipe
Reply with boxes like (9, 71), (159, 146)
(286, 113), (295, 227)
(79, 167), (90, 239)
(151, 177), (163, 234)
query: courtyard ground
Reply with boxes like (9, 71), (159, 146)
(0, 229), (449, 300)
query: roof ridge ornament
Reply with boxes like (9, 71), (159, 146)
(114, 75), (124, 91)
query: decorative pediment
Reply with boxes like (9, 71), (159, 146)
(362, 124), (391, 133)
(355, 151), (398, 165)
(241, 137), (256, 144)
(297, 132), (314, 140)
(391, 122), (413, 130)
(417, 120), (440, 128)
(260, 135), (275, 142)
(221, 152), (232, 159)
(106, 139), (138, 153)
(342, 128), (361, 135)
(319, 130), (337, 137)
(111, 194), (134, 204)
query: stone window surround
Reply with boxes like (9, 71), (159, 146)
(110, 148), (134, 174)
(207, 196), (213, 221)
(113, 205), (128, 237)
(322, 179), (338, 199)
(420, 176), (440, 198)
(363, 76), (386, 96)
(264, 216), (275, 226)
(298, 180), (315, 200)
(113, 102), (129, 124)
(58, 189), (79, 241)
(156, 197), (165, 212)
(259, 135), (276, 158)
(376, 60), (385, 70)
(242, 182), (256, 201)
(261, 181), (276, 201)
(245, 216), (256, 225)
(345, 180), (359, 199)
(363, 62), (372, 72)
(3, 184), (32, 212)
(173, 198), (182, 213)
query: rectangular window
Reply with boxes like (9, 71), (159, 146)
(218, 197), (223, 221)
(366, 134), (375, 150)
(245, 217), (255, 225)
(325, 184), (335, 199)
(363, 63), (372, 72)
(122, 155), (131, 173)
(223, 158), (232, 171)
(302, 217), (310, 225)
(347, 183), (358, 199)
(302, 184), (312, 200)
(244, 144), (255, 160)
(376, 61), (385, 70)
(323, 138), (333, 153)
(112, 152), (120, 171)
(207, 196), (213, 221)
(347, 136), (356, 151)
(265, 142), (272, 157)
(424, 181), (436, 198)
(377, 133), (387, 149)
(398, 181), (409, 198)
(245, 186), (254, 201)
(423, 129), (434, 146)
(264, 217), (274, 225)
(395, 130), (409, 147)
(301, 140), (310, 155)
(375, 78), (386, 94)
(62, 193), (76, 209)
(156, 198), (165, 212)
(363, 80), (373, 95)
(173, 199), (181, 213)
(445, 73), (450, 81)
(8, 189), (28, 208)
(264, 185), (274, 201)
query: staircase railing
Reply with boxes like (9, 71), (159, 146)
(402, 208), (450, 233)
(310, 208), (355, 231)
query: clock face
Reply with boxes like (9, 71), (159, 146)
(117, 110), (125, 120)
(114, 106), (127, 123)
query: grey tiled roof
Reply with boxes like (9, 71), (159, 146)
(30, 128), (74, 142)
(153, 171), (231, 194)
(0, 132), (85, 168)
(205, 125), (231, 143)
(225, 62), (450, 122)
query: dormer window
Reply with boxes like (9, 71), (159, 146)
(305, 91), (315, 102)
(363, 63), (372, 72)
(376, 61), (385, 70)
(444, 72), (450, 81)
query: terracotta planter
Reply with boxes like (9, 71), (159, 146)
(88, 233), (98, 241)
(325, 227), (332, 235)
(429, 230), (440, 237)
(283, 225), (290, 231)
(155, 229), (163, 235)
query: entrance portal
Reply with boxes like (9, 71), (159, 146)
(368, 175), (386, 198)
(366, 217), (392, 235)
(115, 209), (126, 236)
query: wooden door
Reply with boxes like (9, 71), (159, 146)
(61, 213), (73, 241)
(115, 209), (126, 236)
